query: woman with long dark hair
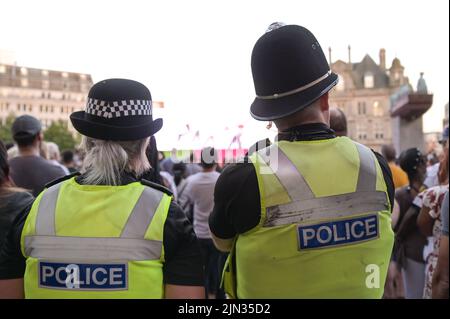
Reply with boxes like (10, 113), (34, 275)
(0, 139), (34, 298)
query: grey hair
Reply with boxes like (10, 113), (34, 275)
(80, 137), (150, 186)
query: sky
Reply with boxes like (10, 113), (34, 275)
(1, 0), (449, 150)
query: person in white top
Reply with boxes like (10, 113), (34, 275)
(179, 147), (223, 298)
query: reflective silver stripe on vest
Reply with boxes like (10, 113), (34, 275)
(27, 184), (165, 261)
(265, 191), (388, 227)
(355, 142), (377, 192)
(260, 143), (388, 227)
(35, 183), (63, 236)
(258, 145), (314, 201)
(121, 187), (164, 238)
(24, 236), (162, 261)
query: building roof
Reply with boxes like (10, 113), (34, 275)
(0, 63), (93, 92)
(350, 54), (390, 89)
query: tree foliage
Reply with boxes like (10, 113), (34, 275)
(44, 120), (78, 151)
(0, 113), (16, 145)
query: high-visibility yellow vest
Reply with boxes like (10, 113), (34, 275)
(20, 177), (172, 299)
(223, 137), (394, 298)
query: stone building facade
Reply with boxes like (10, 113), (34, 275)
(0, 63), (93, 132)
(328, 48), (412, 152)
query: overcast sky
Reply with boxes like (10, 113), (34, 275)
(1, 0), (448, 149)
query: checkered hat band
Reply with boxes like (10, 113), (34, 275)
(85, 98), (152, 118)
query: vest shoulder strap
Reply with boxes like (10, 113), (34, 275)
(44, 172), (80, 189)
(140, 178), (173, 196)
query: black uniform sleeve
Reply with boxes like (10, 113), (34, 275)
(162, 201), (204, 286)
(373, 151), (395, 213)
(0, 202), (32, 280)
(209, 162), (261, 239)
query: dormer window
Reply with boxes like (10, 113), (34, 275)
(364, 72), (374, 88)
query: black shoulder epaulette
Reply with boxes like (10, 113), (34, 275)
(140, 178), (173, 196)
(45, 172), (81, 189)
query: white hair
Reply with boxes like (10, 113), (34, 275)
(80, 137), (150, 186)
(46, 142), (61, 161)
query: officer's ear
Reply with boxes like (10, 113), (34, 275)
(319, 93), (330, 124)
(319, 93), (329, 112)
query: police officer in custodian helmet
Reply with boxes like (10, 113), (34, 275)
(209, 24), (395, 298)
(0, 79), (204, 298)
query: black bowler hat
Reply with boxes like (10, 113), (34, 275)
(250, 24), (339, 121)
(70, 79), (163, 141)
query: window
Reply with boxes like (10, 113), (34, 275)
(17, 103), (20, 111)
(41, 92), (46, 98)
(364, 72), (374, 88)
(20, 67), (28, 76)
(47, 92), (51, 99)
(28, 104), (32, 112)
(373, 101), (383, 117)
(358, 102), (367, 115)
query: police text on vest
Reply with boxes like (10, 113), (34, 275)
(297, 214), (379, 250)
(39, 262), (127, 290)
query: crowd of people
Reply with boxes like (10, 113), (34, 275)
(0, 23), (448, 299)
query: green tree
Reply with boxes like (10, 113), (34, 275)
(0, 113), (16, 145)
(44, 120), (77, 150)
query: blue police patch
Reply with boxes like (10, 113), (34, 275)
(38, 262), (128, 290)
(297, 214), (379, 250)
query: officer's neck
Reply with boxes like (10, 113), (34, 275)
(277, 119), (328, 132)
(274, 110), (329, 132)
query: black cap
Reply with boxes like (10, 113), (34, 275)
(11, 115), (42, 138)
(399, 148), (425, 175)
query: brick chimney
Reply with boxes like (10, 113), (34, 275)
(379, 48), (386, 71)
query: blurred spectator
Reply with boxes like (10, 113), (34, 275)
(382, 144), (409, 189)
(6, 145), (18, 160)
(179, 147), (223, 298)
(8, 115), (66, 196)
(185, 152), (202, 177)
(425, 126), (448, 188)
(142, 136), (163, 185)
(173, 162), (189, 200)
(417, 138), (449, 298)
(329, 107), (348, 136)
(61, 150), (78, 174)
(393, 148), (428, 299)
(160, 148), (179, 176)
(4, 143), (14, 151)
(160, 171), (178, 200)
(39, 141), (49, 160)
(432, 191), (449, 299)
(0, 140), (34, 298)
(46, 142), (70, 175)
